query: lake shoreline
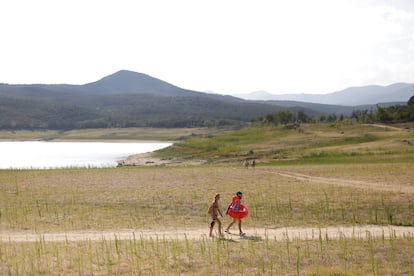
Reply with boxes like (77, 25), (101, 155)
(0, 138), (170, 143)
(118, 152), (206, 167)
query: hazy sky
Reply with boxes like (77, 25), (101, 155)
(1, 0), (414, 95)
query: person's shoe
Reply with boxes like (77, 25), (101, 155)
(240, 232), (246, 237)
(225, 229), (230, 234)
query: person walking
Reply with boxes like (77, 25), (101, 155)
(225, 191), (246, 236)
(208, 193), (223, 237)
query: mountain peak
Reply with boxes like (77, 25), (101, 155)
(92, 70), (158, 88)
(84, 70), (184, 96)
(102, 70), (150, 81)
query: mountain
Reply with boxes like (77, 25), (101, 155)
(0, 70), (203, 99)
(0, 70), (288, 129)
(82, 70), (197, 96)
(0, 70), (241, 103)
(1, 70), (411, 130)
(236, 83), (414, 106)
(323, 83), (414, 105)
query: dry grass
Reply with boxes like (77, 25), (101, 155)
(1, 163), (414, 274)
(1, 164), (413, 232)
(1, 122), (414, 274)
(1, 231), (413, 275)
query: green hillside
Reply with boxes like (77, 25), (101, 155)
(152, 122), (414, 165)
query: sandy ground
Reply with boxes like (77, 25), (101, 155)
(118, 152), (206, 166)
(2, 225), (414, 243)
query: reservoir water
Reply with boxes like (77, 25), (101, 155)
(0, 141), (172, 169)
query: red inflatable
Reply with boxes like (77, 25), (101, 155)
(227, 203), (249, 220)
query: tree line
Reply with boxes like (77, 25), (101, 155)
(0, 94), (274, 130)
(260, 96), (414, 126)
(2, 93), (412, 130)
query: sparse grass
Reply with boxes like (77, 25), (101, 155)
(1, 227), (413, 275)
(1, 165), (413, 232)
(1, 122), (414, 274)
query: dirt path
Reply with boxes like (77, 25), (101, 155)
(363, 123), (406, 131)
(275, 171), (414, 194)
(2, 225), (414, 243)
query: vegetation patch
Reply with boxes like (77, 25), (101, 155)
(154, 122), (414, 165)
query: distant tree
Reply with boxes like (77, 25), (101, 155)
(319, 115), (326, 122)
(297, 111), (311, 123)
(203, 119), (216, 128)
(249, 116), (259, 124)
(265, 114), (276, 125)
(351, 109), (375, 123)
(276, 110), (294, 125)
(327, 114), (337, 122)
(375, 105), (394, 123)
(408, 95), (414, 107)
(407, 96), (414, 121)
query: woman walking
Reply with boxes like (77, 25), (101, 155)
(208, 193), (223, 237)
(225, 191), (247, 236)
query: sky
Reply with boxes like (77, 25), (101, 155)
(1, 0), (414, 95)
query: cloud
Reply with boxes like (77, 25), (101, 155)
(356, 4), (414, 85)
(0, 0), (413, 94)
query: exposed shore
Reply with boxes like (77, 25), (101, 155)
(117, 152), (206, 167)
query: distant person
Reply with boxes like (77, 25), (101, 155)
(243, 159), (249, 168)
(251, 160), (256, 168)
(225, 191), (247, 236)
(208, 193), (223, 237)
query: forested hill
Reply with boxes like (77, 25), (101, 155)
(0, 70), (294, 129)
(3, 70), (409, 130)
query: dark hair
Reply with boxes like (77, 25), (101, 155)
(236, 191), (242, 196)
